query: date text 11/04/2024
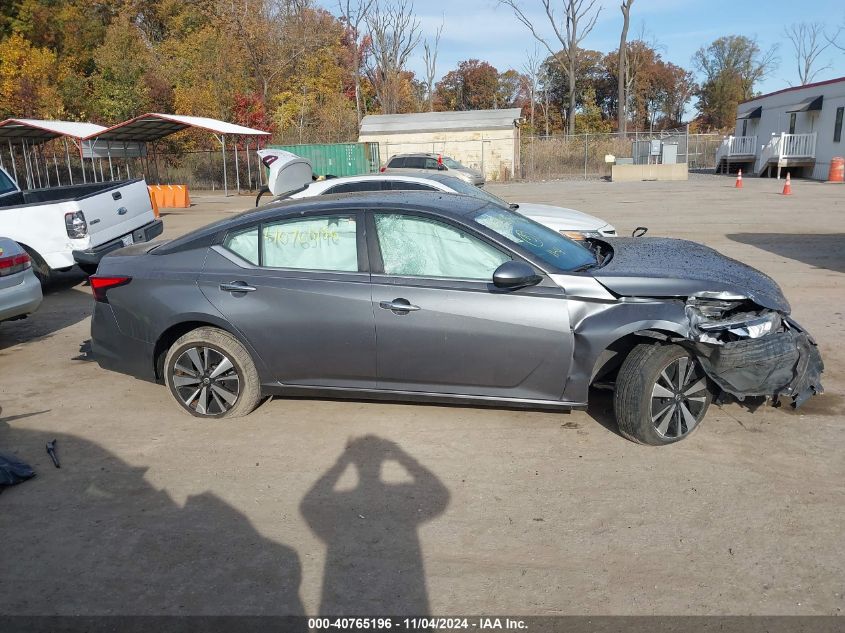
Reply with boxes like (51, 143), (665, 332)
(308, 617), (528, 630)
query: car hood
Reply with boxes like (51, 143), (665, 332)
(592, 237), (790, 313)
(516, 203), (609, 232)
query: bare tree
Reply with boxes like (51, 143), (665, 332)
(422, 16), (444, 111)
(617, 0), (633, 136)
(337, 0), (377, 124)
(499, 0), (602, 134)
(784, 22), (831, 85)
(521, 47), (542, 132)
(824, 13), (845, 50)
(538, 65), (552, 136)
(365, 0), (421, 114)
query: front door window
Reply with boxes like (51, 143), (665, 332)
(374, 213), (509, 280)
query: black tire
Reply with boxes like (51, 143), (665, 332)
(164, 327), (262, 418)
(23, 248), (51, 285)
(614, 343), (712, 445)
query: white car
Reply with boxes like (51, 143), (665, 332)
(256, 150), (615, 240)
(0, 166), (162, 281)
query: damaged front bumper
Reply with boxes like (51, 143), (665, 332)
(686, 298), (824, 408)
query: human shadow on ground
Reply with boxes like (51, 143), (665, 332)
(0, 423), (305, 624)
(301, 435), (449, 616)
(726, 233), (845, 274)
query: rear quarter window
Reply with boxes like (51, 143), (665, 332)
(325, 181), (380, 194)
(223, 227), (259, 265)
(389, 181), (437, 191)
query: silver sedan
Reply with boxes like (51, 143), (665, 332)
(0, 237), (42, 323)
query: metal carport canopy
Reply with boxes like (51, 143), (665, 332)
(0, 118), (107, 143)
(83, 113), (271, 143)
(82, 113), (272, 196)
(0, 119), (108, 189)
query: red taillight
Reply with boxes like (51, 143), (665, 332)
(90, 276), (132, 302)
(379, 166), (386, 172)
(0, 252), (31, 277)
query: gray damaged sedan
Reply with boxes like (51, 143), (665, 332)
(89, 192), (823, 445)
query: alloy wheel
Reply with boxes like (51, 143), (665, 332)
(171, 346), (240, 416)
(650, 355), (709, 439)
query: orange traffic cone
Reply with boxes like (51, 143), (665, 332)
(782, 172), (792, 195)
(735, 169), (743, 188)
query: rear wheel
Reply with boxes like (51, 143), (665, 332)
(22, 248), (51, 285)
(164, 327), (262, 418)
(614, 343), (712, 445)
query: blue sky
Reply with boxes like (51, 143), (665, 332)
(325, 0), (845, 97)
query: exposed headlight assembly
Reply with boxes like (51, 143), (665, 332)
(686, 297), (742, 318)
(698, 312), (781, 339)
(687, 296), (783, 343)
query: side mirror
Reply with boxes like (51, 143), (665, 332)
(437, 163), (447, 170)
(493, 261), (542, 289)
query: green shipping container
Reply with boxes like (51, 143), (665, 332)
(267, 142), (380, 178)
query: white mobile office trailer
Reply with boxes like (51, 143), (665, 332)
(716, 76), (845, 180)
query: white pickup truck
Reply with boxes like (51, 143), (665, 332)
(0, 166), (163, 280)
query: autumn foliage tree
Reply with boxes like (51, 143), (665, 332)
(693, 35), (778, 129)
(0, 0), (753, 143)
(0, 33), (63, 118)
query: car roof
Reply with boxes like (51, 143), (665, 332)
(155, 191), (490, 254)
(389, 153), (452, 159)
(314, 173), (445, 184)
(303, 171), (464, 188)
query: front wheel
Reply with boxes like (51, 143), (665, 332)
(614, 343), (712, 445)
(164, 327), (262, 418)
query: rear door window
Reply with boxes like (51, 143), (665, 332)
(388, 157), (406, 168)
(224, 215), (359, 271)
(404, 157), (426, 169)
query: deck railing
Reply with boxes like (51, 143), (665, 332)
(715, 135), (757, 168)
(728, 135), (757, 155)
(779, 132), (817, 159)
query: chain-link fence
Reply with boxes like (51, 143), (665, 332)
(519, 131), (723, 181)
(1, 131), (725, 193)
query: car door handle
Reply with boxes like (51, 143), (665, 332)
(379, 299), (420, 312)
(220, 282), (257, 293)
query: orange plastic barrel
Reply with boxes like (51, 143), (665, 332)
(829, 156), (844, 183)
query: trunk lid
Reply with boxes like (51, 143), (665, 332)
(256, 149), (313, 196)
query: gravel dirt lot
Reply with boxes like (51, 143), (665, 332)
(1, 175), (843, 616)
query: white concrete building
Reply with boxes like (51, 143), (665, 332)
(358, 109), (522, 180)
(715, 76), (845, 179)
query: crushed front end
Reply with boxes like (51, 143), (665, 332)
(685, 296), (824, 408)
